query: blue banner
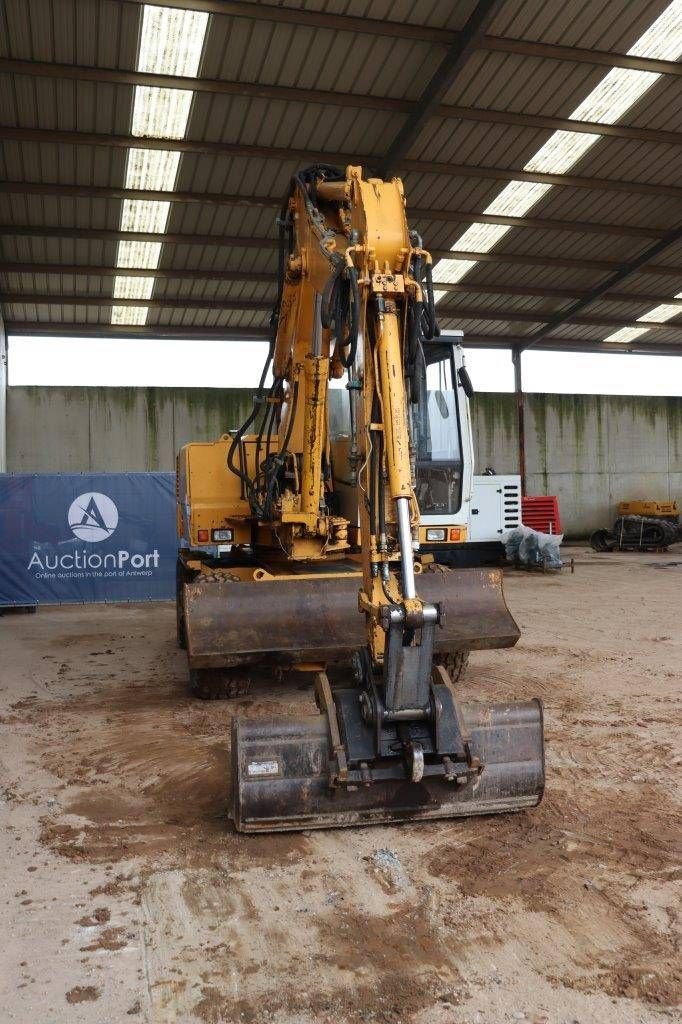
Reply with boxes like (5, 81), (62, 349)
(0, 473), (176, 605)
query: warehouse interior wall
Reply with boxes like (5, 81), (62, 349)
(5, 386), (682, 537)
(0, 314), (7, 472)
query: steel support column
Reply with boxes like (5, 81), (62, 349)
(512, 347), (526, 495)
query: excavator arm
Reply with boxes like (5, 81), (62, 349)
(230, 166), (544, 831)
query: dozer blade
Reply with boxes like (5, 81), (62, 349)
(185, 567), (519, 669)
(232, 699), (544, 833)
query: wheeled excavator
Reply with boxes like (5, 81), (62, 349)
(176, 165), (544, 832)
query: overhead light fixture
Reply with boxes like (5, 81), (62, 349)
(432, 0), (682, 305)
(111, 4), (210, 326)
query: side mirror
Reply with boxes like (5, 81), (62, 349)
(434, 390), (450, 418)
(457, 365), (474, 398)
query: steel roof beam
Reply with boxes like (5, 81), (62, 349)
(6, 319), (681, 355)
(118, 2), (682, 77)
(0, 261), (276, 282)
(3, 59), (678, 148)
(483, 37), (682, 77)
(2, 223), (681, 278)
(2, 262), (681, 307)
(4, 292), (675, 331)
(1, 181), (667, 241)
(521, 228), (682, 349)
(2, 293), (271, 311)
(377, 0), (505, 177)
(3, 126), (681, 200)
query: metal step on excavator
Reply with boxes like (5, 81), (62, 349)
(176, 165), (545, 832)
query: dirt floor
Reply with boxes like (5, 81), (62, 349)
(0, 546), (680, 1024)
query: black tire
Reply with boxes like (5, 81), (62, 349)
(435, 649), (470, 684)
(176, 557), (188, 649)
(590, 529), (615, 553)
(189, 667), (251, 700)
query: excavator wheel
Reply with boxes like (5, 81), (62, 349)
(436, 649), (470, 683)
(176, 556), (197, 650)
(189, 667), (251, 700)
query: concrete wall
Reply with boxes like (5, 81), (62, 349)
(5, 386), (682, 536)
(6, 387), (252, 473)
(471, 392), (682, 535)
(0, 314), (6, 472)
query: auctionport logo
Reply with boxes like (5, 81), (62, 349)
(27, 490), (160, 577)
(67, 492), (119, 543)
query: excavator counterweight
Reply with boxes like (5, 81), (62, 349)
(176, 165), (545, 832)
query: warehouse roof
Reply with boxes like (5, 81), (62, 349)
(1, 0), (681, 354)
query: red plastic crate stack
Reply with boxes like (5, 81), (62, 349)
(521, 495), (562, 535)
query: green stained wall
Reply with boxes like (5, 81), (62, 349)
(467, 391), (680, 536)
(6, 387), (252, 473)
(5, 386), (682, 536)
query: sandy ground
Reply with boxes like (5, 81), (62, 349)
(0, 546), (680, 1024)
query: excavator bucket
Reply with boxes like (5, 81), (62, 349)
(184, 567), (520, 670)
(232, 699), (544, 832)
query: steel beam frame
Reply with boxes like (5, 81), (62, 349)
(117, 2), (682, 77)
(2, 292), (675, 333)
(0, 181), (668, 241)
(2, 127), (680, 200)
(5, 320), (681, 355)
(3, 58), (678, 148)
(521, 229), (682, 349)
(3, 261), (681, 305)
(2, 224), (681, 278)
(378, 0), (504, 177)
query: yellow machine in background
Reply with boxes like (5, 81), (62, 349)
(591, 499), (679, 552)
(617, 500), (678, 519)
(176, 165), (544, 832)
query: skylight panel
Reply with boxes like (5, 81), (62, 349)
(116, 240), (163, 269)
(485, 181), (552, 218)
(628, 0), (682, 59)
(433, 258), (478, 285)
(111, 305), (149, 326)
(525, 131), (599, 175)
(603, 294), (682, 345)
(137, 5), (209, 77)
(131, 87), (194, 140)
(432, 0), (682, 307)
(449, 222), (510, 254)
(111, 4), (210, 327)
(125, 149), (181, 192)
(603, 326), (651, 344)
(570, 69), (659, 126)
(120, 199), (172, 234)
(113, 277), (155, 300)
(636, 303), (682, 323)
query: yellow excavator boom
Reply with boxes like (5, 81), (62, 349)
(176, 165), (545, 831)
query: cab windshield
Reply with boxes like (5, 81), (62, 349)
(412, 344), (463, 516)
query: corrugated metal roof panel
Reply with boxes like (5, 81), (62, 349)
(0, 0), (680, 348)
(489, 0), (671, 50)
(1, 0), (140, 67)
(252, 0), (474, 31)
(200, 17), (435, 102)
